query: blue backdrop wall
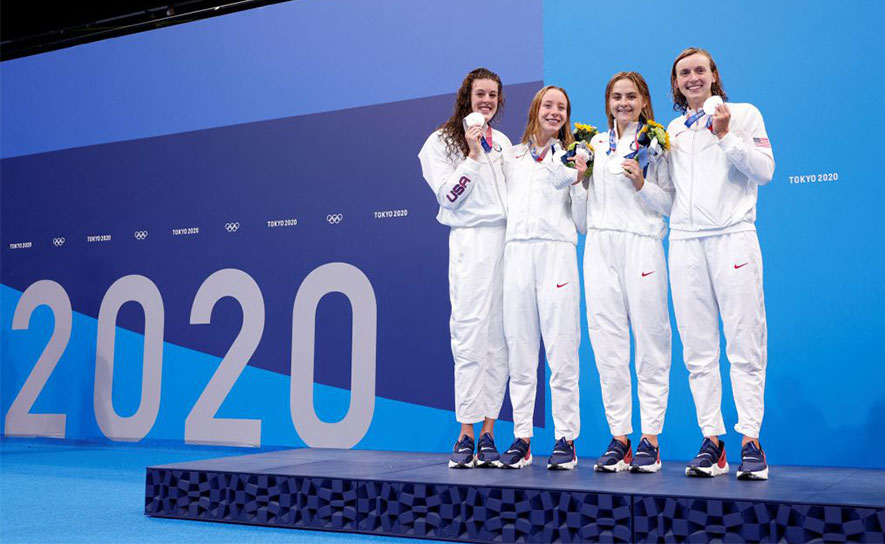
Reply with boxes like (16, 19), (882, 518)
(545, 0), (885, 467)
(1, 0), (882, 468)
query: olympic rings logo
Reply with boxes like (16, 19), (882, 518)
(134, 231), (149, 240)
(225, 222), (240, 233)
(52, 237), (65, 247)
(326, 214), (343, 224)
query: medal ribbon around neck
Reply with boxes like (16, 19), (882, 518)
(684, 109), (714, 131)
(608, 122), (643, 156)
(609, 122), (644, 158)
(529, 138), (554, 162)
(480, 125), (494, 153)
(608, 122), (650, 173)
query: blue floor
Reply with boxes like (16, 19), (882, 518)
(0, 439), (443, 543)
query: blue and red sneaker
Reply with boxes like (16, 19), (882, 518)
(500, 438), (532, 469)
(685, 437), (728, 477)
(547, 437), (578, 470)
(448, 434), (475, 469)
(594, 438), (632, 472)
(737, 441), (769, 480)
(630, 437), (662, 473)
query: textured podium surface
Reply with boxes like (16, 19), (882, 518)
(145, 448), (885, 542)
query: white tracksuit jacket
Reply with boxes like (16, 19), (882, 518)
(666, 102), (774, 438)
(418, 128), (512, 424)
(579, 123), (674, 437)
(502, 141), (585, 441)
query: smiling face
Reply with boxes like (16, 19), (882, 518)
(609, 78), (645, 129)
(471, 78), (499, 123)
(604, 72), (655, 132)
(675, 53), (716, 110)
(536, 88), (568, 141)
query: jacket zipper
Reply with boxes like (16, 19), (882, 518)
(689, 127), (696, 227)
(525, 154), (536, 239)
(484, 151), (507, 217)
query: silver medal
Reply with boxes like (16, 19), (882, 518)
(703, 95), (723, 116)
(464, 112), (485, 128)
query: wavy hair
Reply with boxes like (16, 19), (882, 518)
(520, 85), (574, 147)
(437, 68), (504, 159)
(670, 47), (728, 112)
(604, 72), (655, 130)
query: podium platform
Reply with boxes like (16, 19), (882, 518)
(145, 448), (885, 542)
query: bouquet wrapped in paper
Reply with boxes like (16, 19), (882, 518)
(561, 122), (598, 178)
(636, 120), (670, 161)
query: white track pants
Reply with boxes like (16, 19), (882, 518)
(449, 225), (509, 424)
(504, 241), (580, 440)
(669, 231), (767, 438)
(584, 230), (671, 436)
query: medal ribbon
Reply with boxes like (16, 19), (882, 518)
(529, 139), (552, 162)
(481, 125), (493, 153)
(609, 122), (643, 156)
(622, 123), (649, 173)
(607, 127), (618, 155)
(684, 110), (714, 131)
(607, 123), (650, 175)
(684, 109), (706, 128)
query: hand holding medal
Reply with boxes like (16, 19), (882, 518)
(621, 158), (645, 190)
(463, 112), (494, 157)
(704, 96), (730, 138)
(608, 120), (670, 177)
(464, 112), (484, 128)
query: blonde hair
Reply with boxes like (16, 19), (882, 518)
(520, 85), (574, 147)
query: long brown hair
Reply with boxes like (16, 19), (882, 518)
(604, 72), (655, 131)
(670, 47), (728, 112)
(520, 85), (574, 147)
(437, 68), (505, 159)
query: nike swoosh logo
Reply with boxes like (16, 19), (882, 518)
(557, 283), (568, 288)
(734, 262), (748, 269)
(458, 448), (471, 453)
(642, 271), (654, 277)
(553, 450), (570, 454)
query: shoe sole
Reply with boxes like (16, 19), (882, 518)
(448, 458), (476, 469)
(501, 455), (533, 469)
(547, 458), (578, 470)
(737, 466), (769, 480)
(594, 459), (630, 473)
(685, 462), (729, 477)
(630, 461), (662, 473)
(476, 459), (503, 468)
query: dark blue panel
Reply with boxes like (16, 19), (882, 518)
(1, 82), (546, 425)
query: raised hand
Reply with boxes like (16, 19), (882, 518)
(465, 125), (484, 159)
(621, 158), (644, 191)
(711, 103), (731, 139)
